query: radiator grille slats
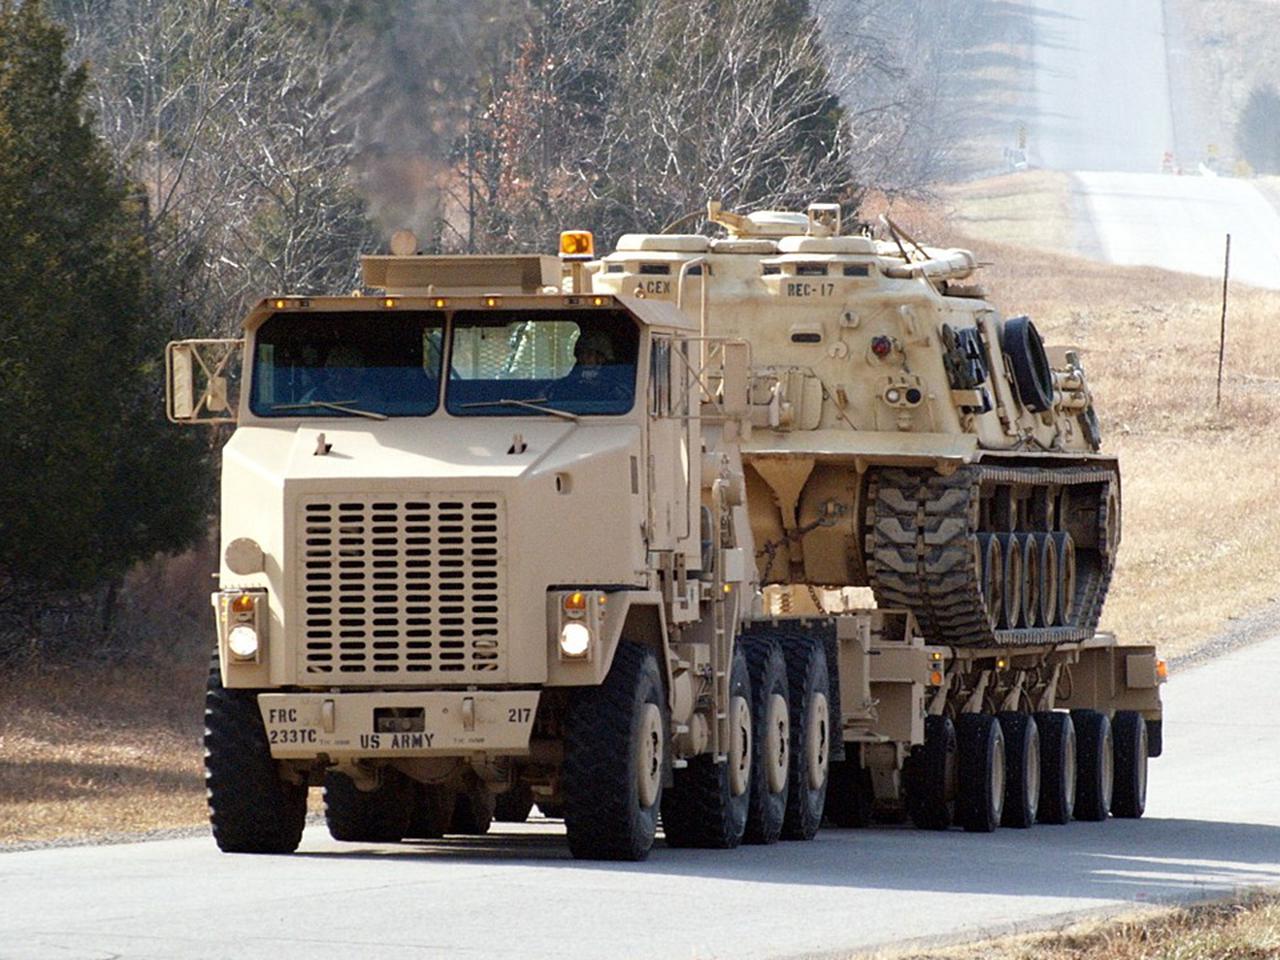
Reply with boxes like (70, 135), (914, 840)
(296, 495), (506, 681)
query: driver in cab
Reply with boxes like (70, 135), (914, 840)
(550, 329), (630, 403)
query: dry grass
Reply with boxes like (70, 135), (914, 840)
(874, 891), (1280, 960)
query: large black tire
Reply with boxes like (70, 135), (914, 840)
(494, 784), (535, 823)
(324, 767), (415, 843)
(204, 654), (306, 854)
(998, 712), (1040, 828)
(956, 713), (1005, 833)
(781, 635), (832, 841)
(1034, 711), (1076, 824)
(1001, 315), (1054, 412)
(1072, 709), (1113, 822)
(450, 785), (495, 835)
(906, 714), (957, 830)
(825, 749), (875, 829)
(742, 636), (790, 843)
(1110, 710), (1148, 819)
(662, 649), (752, 849)
(405, 783), (450, 839)
(563, 642), (667, 861)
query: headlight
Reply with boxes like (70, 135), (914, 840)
(228, 624), (259, 660)
(558, 622), (591, 659)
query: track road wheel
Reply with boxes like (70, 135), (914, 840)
(324, 767), (415, 842)
(563, 642), (667, 861)
(204, 654), (306, 854)
(998, 713), (1040, 828)
(662, 648), (752, 849)
(1111, 711), (1148, 819)
(781, 635), (832, 840)
(1072, 709), (1113, 822)
(494, 784), (535, 823)
(956, 714), (1005, 833)
(825, 747), (875, 828)
(906, 715), (957, 830)
(1033, 711), (1076, 824)
(742, 637), (790, 843)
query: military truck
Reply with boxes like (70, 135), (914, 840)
(167, 217), (1162, 859)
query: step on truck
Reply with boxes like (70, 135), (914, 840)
(167, 216), (1162, 860)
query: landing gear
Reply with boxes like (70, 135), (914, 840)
(662, 648), (753, 848)
(563, 642), (667, 860)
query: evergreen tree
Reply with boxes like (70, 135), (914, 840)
(0, 0), (205, 643)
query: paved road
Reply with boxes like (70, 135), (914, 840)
(1027, 0), (1280, 289)
(4, 633), (1278, 960)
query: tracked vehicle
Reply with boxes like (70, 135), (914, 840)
(593, 203), (1117, 647)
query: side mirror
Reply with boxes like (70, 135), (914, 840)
(166, 340), (242, 423)
(720, 340), (750, 418)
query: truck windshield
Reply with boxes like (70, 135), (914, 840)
(446, 310), (639, 417)
(249, 311), (444, 418)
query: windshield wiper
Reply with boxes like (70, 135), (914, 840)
(458, 397), (579, 422)
(271, 400), (388, 421)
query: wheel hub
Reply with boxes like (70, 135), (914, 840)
(636, 702), (663, 809)
(767, 693), (789, 794)
(729, 695), (752, 798)
(807, 693), (829, 790)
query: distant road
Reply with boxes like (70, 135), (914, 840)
(1027, 0), (1280, 289)
(3, 636), (1279, 960)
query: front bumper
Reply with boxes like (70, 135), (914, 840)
(257, 690), (540, 759)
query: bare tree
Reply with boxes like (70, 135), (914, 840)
(55, 0), (378, 334)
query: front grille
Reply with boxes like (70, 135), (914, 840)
(295, 494), (506, 682)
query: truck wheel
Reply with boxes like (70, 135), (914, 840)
(998, 712), (1040, 828)
(742, 637), (790, 843)
(826, 748), (874, 829)
(906, 714), (957, 830)
(450, 785), (495, 835)
(494, 784), (534, 823)
(204, 654), (306, 853)
(781, 635), (831, 841)
(1033, 711), (1075, 824)
(1072, 709), (1113, 822)
(405, 783), (450, 839)
(323, 767), (415, 842)
(536, 801), (564, 819)
(956, 713), (1005, 833)
(563, 641), (667, 860)
(661, 648), (752, 848)
(1111, 710), (1148, 819)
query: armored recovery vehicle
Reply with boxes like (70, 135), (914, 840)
(166, 222), (1161, 860)
(593, 202), (1117, 649)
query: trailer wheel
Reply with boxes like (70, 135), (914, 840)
(204, 653), (306, 854)
(1033, 711), (1076, 824)
(1072, 709), (1113, 822)
(662, 647), (752, 848)
(906, 715), (957, 830)
(742, 637), (791, 843)
(825, 748), (875, 829)
(781, 635), (831, 840)
(563, 641), (667, 860)
(494, 784), (535, 823)
(1110, 711), (1148, 819)
(998, 712), (1040, 828)
(324, 767), (415, 843)
(405, 784), (450, 839)
(956, 713), (1005, 833)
